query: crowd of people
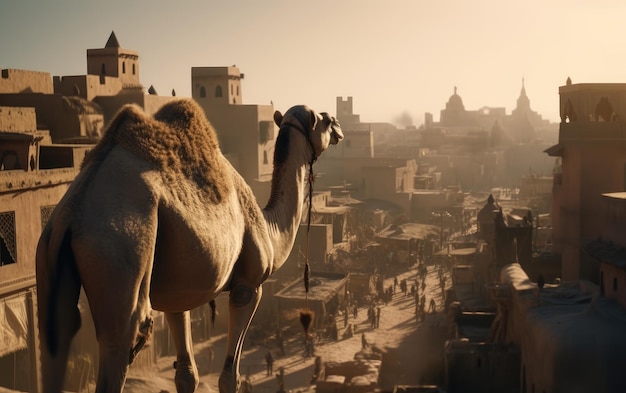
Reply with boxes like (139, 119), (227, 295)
(252, 260), (451, 392)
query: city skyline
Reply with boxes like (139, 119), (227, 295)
(3, 0), (625, 125)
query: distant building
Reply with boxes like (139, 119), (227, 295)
(423, 82), (557, 191)
(0, 31), (175, 143)
(0, 105), (90, 391)
(191, 66), (275, 202)
(546, 82), (626, 282)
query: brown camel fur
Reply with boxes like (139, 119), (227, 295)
(36, 98), (343, 393)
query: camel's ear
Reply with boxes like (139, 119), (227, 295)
(309, 109), (318, 132)
(273, 111), (283, 127)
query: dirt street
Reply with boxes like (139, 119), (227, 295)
(124, 263), (452, 393)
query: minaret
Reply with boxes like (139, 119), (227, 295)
(86, 31), (140, 88)
(515, 77), (531, 113)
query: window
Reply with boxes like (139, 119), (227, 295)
(132, 64), (136, 75)
(199, 86), (206, 98)
(122, 62), (126, 74)
(215, 85), (223, 98)
(1, 150), (21, 170)
(0, 211), (16, 266)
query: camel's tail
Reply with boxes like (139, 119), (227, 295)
(36, 208), (82, 358)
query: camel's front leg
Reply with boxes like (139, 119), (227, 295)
(219, 284), (262, 393)
(166, 311), (199, 393)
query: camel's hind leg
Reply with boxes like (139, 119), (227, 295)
(91, 284), (153, 393)
(219, 284), (262, 393)
(81, 253), (154, 393)
(166, 311), (199, 393)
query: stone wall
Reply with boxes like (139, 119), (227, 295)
(0, 69), (53, 94)
(0, 106), (37, 132)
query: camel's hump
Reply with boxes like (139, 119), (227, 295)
(85, 98), (229, 203)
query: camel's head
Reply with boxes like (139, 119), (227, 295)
(274, 106), (343, 160)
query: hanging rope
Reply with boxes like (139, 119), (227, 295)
(299, 158), (316, 336)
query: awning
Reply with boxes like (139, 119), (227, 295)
(544, 143), (563, 157)
(0, 295), (28, 356)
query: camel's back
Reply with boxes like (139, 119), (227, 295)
(83, 98), (229, 203)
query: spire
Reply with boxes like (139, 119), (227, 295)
(105, 31), (121, 48)
(515, 76), (530, 112)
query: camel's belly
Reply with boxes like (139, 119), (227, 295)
(149, 197), (245, 311)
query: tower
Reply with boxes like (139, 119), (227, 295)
(191, 66), (243, 105)
(86, 31), (140, 88)
(336, 96), (360, 125)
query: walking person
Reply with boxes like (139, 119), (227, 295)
(265, 349), (274, 376)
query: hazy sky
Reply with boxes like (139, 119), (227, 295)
(2, 0), (625, 125)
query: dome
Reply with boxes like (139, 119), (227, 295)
(446, 86), (465, 111)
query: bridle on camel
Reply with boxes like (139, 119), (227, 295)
(281, 116), (318, 336)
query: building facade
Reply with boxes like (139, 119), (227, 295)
(0, 105), (89, 392)
(547, 82), (626, 282)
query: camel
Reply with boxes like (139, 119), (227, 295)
(36, 98), (343, 393)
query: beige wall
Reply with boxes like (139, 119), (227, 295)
(192, 66), (243, 106)
(0, 170), (76, 291)
(87, 47), (140, 87)
(95, 93), (176, 127)
(0, 106), (37, 132)
(54, 74), (125, 101)
(0, 69), (53, 94)
(0, 94), (101, 142)
(198, 102), (275, 186)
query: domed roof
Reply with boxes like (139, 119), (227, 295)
(446, 86), (465, 111)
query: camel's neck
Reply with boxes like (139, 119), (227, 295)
(263, 130), (313, 272)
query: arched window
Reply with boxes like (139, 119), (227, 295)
(595, 96), (614, 122)
(215, 85), (223, 98)
(122, 62), (126, 74)
(563, 99), (576, 123)
(199, 86), (206, 98)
